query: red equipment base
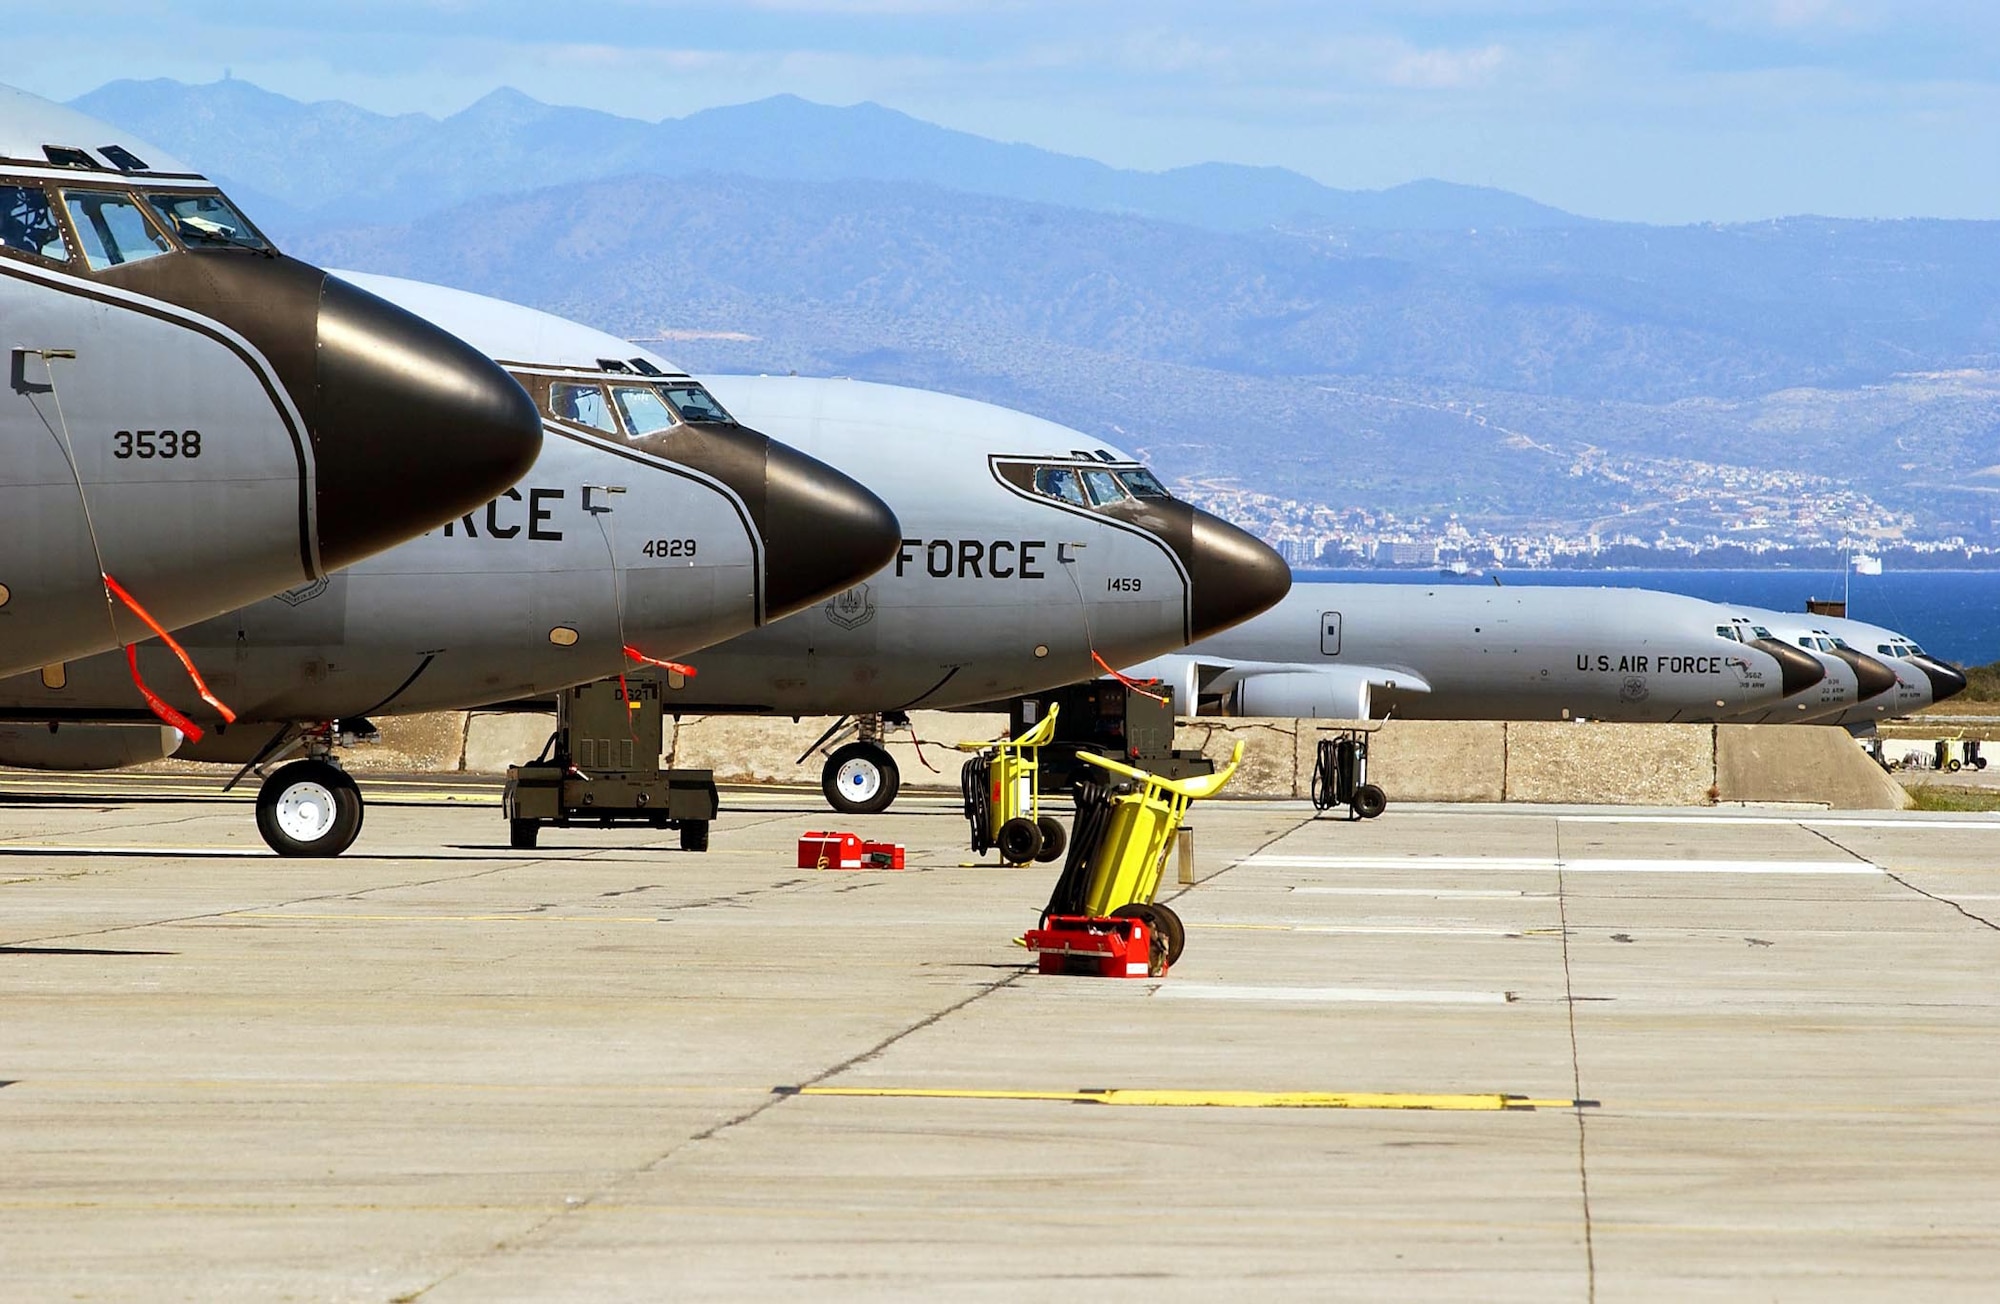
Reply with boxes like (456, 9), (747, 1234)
(799, 832), (905, 870)
(1023, 915), (1161, 978)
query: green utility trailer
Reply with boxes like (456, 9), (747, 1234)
(503, 675), (718, 851)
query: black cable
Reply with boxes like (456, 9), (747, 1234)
(962, 753), (993, 854)
(1310, 739), (1339, 811)
(1043, 777), (1113, 920)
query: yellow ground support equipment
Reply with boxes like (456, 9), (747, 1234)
(959, 705), (1066, 865)
(1040, 741), (1245, 970)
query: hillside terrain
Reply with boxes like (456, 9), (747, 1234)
(74, 79), (2000, 537)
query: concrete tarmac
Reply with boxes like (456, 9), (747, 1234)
(3, 775), (1998, 1301)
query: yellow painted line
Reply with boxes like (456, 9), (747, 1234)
(787, 1086), (1586, 1111)
(225, 911), (665, 924)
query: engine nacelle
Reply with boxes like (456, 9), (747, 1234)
(0, 722), (183, 771)
(1224, 668), (1378, 719)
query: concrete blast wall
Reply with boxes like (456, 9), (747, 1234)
(321, 710), (1909, 811)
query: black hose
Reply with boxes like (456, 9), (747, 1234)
(1043, 777), (1113, 921)
(1310, 739), (1339, 811)
(962, 753), (993, 854)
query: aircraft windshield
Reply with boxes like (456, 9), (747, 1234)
(1031, 467), (1087, 507)
(612, 385), (677, 436)
(1118, 468), (1172, 499)
(144, 191), (272, 252)
(0, 184), (70, 264)
(1751, 626), (1774, 640)
(1716, 625), (1741, 642)
(661, 384), (735, 424)
(1079, 469), (1128, 506)
(549, 381), (617, 433)
(61, 189), (173, 271)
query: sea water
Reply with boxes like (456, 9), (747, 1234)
(1293, 569), (2000, 668)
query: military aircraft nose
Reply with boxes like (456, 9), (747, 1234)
(311, 275), (543, 571)
(759, 439), (901, 619)
(1749, 638), (1828, 698)
(1911, 654), (1968, 705)
(1187, 509), (1292, 640)
(1843, 650), (1901, 700)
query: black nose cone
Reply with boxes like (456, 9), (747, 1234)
(1750, 638), (1828, 698)
(1836, 649), (1901, 701)
(1188, 509), (1292, 640)
(1911, 654), (1968, 705)
(760, 439), (901, 619)
(312, 276), (543, 571)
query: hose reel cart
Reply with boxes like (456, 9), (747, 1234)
(1310, 724), (1386, 820)
(958, 705), (1067, 865)
(1031, 741), (1245, 975)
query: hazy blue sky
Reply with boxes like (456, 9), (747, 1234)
(8, 1), (1998, 223)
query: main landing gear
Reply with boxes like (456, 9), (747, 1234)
(235, 720), (377, 857)
(809, 712), (908, 815)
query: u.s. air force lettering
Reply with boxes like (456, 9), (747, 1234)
(1577, 653), (1729, 675)
(895, 538), (1066, 579)
(441, 487), (567, 541)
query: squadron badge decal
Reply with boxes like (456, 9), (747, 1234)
(1619, 675), (1650, 703)
(825, 583), (876, 631)
(276, 577), (330, 607)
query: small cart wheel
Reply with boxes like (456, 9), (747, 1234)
(997, 816), (1043, 865)
(1947, 759), (1963, 773)
(509, 818), (540, 850)
(1352, 783), (1388, 820)
(1110, 902), (1183, 971)
(1033, 815), (1067, 862)
(679, 820), (710, 852)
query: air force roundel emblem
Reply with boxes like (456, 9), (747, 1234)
(825, 582), (876, 630)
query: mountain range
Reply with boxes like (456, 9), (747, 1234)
(69, 78), (2000, 539)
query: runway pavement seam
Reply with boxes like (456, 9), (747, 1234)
(1801, 826), (2000, 933)
(1157, 813), (1314, 907)
(388, 967), (1037, 1301)
(1553, 819), (1598, 1303)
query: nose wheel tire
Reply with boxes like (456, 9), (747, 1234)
(822, 742), (900, 815)
(256, 759), (364, 857)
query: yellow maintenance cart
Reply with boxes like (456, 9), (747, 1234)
(959, 705), (1067, 865)
(1037, 740), (1245, 972)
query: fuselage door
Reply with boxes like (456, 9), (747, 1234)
(1321, 611), (1342, 656)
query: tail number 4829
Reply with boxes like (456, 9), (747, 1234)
(641, 538), (697, 558)
(113, 429), (202, 459)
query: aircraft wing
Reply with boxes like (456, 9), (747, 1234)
(1126, 655), (1431, 720)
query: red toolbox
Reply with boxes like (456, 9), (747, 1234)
(798, 831), (863, 870)
(862, 841), (906, 870)
(1023, 914), (1160, 978)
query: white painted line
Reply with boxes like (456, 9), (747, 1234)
(1157, 984), (1514, 1006)
(1205, 921), (1529, 937)
(1561, 815), (2000, 832)
(1250, 855), (1880, 875)
(0, 844), (268, 858)
(1291, 887), (1536, 899)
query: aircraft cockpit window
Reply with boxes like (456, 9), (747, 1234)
(1079, 468), (1129, 506)
(611, 385), (678, 437)
(1118, 468), (1172, 499)
(61, 190), (172, 271)
(0, 185), (71, 265)
(144, 192), (272, 252)
(661, 384), (735, 425)
(1751, 626), (1774, 640)
(1715, 625), (1741, 642)
(549, 382), (618, 434)
(1906, 643), (1924, 657)
(1031, 467), (1087, 507)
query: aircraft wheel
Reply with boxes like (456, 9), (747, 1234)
(680, 821), (710, 853)
(509, 819), (540, 850)
(823, 743), (900, 815)
(997, 816), (1043, 865)
(1034, 815), (1068, 862)
(1351, 784), (1388, 819)
(256, 760), (363, 858)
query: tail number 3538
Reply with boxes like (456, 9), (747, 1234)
(113, 429), (202, 459)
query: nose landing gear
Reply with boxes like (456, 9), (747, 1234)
(234, 720), (377, 857)
(809, 712), (909, 815)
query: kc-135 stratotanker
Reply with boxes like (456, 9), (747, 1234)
(1128, 581), (1959, 725)
(0, 276), (899, 854)
(0, 87), (542, 683)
